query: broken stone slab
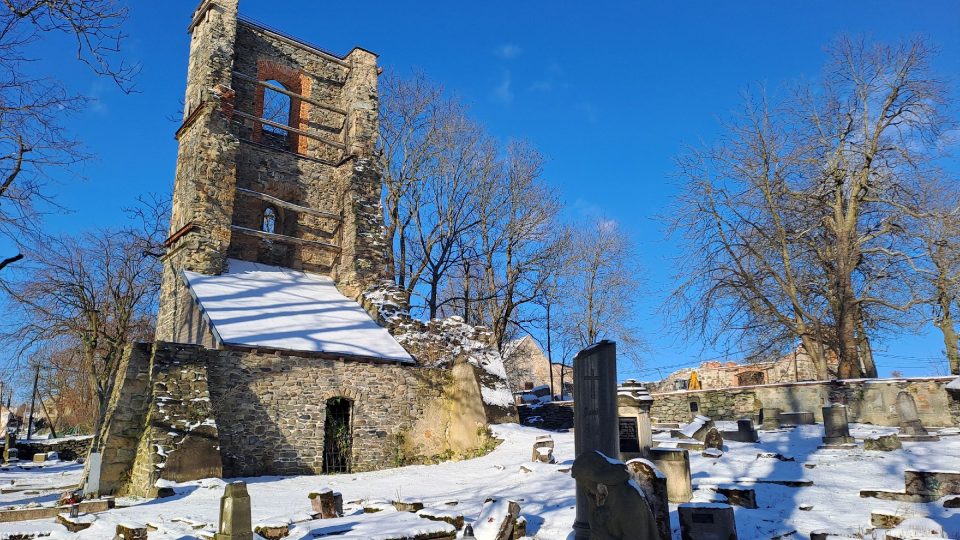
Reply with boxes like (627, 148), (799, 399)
(114, 522), (149, 540)
(870, 510), (926, 528)
(671, 415), (715, 441)
(392, 499), (425, 513)
(513, 515), (526, 538)
(886, 516), (946, 539)
(416, 508), (464, 530)
(254, 523), (290, 540)
(0, 497), (115, 523)
(757, 452), (794, 462)
(678, 503), (737, 540)
(702, 448), (723, 458)
(709, 486), (757, 509)
(864, 434), (902, 451)
(309, 488), (343, 518)
(945, 496), (960, 508)
(778, 411), (815, 425)
(56, 512), (96, 533)
(471, 498), (520, 540)
(626, 458), (670, 540)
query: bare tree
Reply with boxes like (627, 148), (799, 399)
(558, 218), (645, 364)
(1, 199), (164, 449)
(670, 37), (949, 378)
(0, 0), (135, 271)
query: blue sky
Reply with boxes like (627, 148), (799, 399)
(14, 0), (960, 380)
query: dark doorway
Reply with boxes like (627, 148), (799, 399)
(322, 397), (352, 473)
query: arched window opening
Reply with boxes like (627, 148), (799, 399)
(323, 397), (352, 473)
(261, 206), (278, 234)
(261, 79), (291, 136)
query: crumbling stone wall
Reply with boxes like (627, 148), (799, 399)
(653, 346), (840, 391)
(16, 436), (92, 461)
(650, 377), (958, 427)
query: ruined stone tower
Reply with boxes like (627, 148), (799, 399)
(156, 0), (387, 344)
(93, 1), (513, 497)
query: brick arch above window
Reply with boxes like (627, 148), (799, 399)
(252, 59), (312, 154)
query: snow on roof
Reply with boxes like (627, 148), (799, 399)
(182, 259), (413, 362)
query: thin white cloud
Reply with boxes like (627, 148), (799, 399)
(493, 70), (514, 104)
(529, 80), (554, 92)
(494, 44), (522, 60)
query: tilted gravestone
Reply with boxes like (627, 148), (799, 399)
(572, 341), (619, 540)
(895, 392), (938, 441)
(650, 448), (693, 503)
(309, 488), (343, 518)
(572, 450), (659, 540)
(214, 482), (252, 540)
(821, 404), (854, 447)
(626, 458), (671, 540)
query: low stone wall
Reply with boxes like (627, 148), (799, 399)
(650, 376), (959, 427)
(518, 402), (574, 431)
(16, 435), (93, 461)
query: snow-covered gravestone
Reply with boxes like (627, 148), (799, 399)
(531, 435), (555, 463)
(572, 340), (619, 539)
(471, 498), (520, 540)
(626, 458), (671, 540)
(821, 404), (854, 447)
(617, 379), (654, 460)
(571, 451), (659, 539)
(214, 482), (253, 540)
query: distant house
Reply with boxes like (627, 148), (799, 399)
(652, 344), (840, 392)
(501, 336), (571, 398)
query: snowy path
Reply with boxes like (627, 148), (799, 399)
(1, 423), (959, 538)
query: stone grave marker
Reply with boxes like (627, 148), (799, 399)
(83, 452), (102, 497)
(471, 498), (520, 540)
(678, 503), (738, 540)
(703, 428), (723, 450)
(650, 447), (693, 503)
(214, 481), (252, 540)
(572, 340), (619, 539)
(864, 433), (901, 451)
(531, 435), (555, 463)
(759, 407), (781, 430)
(720, 419), (759, 443)
(114, 523), (148, 540)
(617, 379), (654, 460)
(778, 411), (815, 425)
(309, 488), (343, 518)
(626, 458), (671, 540)
(821, 403), (854, 447)
(571, 451), (659, 539)
(896, 392), (939, 441)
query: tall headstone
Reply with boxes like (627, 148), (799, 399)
(650, 448), (693, 503)
(83, 453), (102, 497)
(618, 379), (654, 460)
(573, 341), (619, 540)
(214, 482), (253, 540)
(821, 404), (854, 446)
(896, 392), (928, 436)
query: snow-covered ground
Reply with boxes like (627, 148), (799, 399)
(2, 423), (960, 539)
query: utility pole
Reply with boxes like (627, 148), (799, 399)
(26, 366), (39, 441)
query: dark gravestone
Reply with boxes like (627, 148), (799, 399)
(678, 503), (738, 540)
(821, 404), (854, 446)
(572, 341), (619, 540)
(720, 419), (759, 443)
(618, 417), (641, 453)
(572, 451), (659, 540)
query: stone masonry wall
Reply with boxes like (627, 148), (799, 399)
(650, 377), (959, 427)
(16, 436), (92, 461)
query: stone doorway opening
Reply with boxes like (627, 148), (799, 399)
(323, 397), (353, 473)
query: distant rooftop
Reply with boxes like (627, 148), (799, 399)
(182, 259), (413, 362)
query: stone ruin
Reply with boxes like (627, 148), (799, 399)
(90, 0), (516, 498)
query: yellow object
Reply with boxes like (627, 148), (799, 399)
(688, 372), (701, 390)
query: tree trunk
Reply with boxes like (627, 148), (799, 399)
(799, 333), (828, 380)
(837, 301), (862, 379)
(855, 313), (877, 378)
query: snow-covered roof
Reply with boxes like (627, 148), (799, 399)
(182, 259), (413, 362)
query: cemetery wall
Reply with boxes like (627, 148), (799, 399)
(15, 435), (93, 461)
(650, 376), (959, 427)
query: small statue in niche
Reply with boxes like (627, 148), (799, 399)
(572, 450), (660, 540)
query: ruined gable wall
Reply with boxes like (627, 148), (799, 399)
(650, 377), (958, 427)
